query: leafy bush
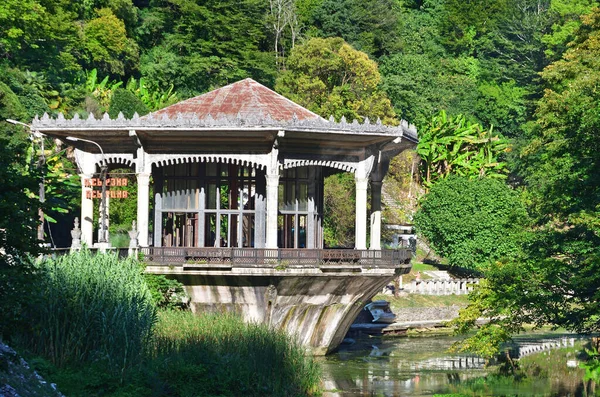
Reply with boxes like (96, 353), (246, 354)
(143, 274), (188, 310)
(108, 87), (149, 118)
(414, 176), (528, 270)
(21, 250), (156, 375)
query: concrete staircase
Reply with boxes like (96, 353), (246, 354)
(423, 270), (451, 280)
(381, 184), (403, 212)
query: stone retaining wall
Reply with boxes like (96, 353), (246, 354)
(393, 306), (462, 322)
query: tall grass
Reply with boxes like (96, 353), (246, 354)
(15, 251), (322, 396)
(22, 250), (156, 375)
(150, 311), (322, 396)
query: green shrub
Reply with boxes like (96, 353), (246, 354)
(108, 88), (149, 118)
(143, 274), (188, 310)
(414, 176), (529, 271)
(21, 250), (156, 375)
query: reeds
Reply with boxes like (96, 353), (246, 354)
(150, 310), (322, 396)
(16, 251), (321, 395)
(23, 250), (156, 375)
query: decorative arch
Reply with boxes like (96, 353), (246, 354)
(281, 159), (357, 174)
(151, 154), (267, 171)
(104, 154), (135, 168)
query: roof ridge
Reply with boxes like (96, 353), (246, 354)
(144, 78), (323, 122)
(246, 79), (326, 121)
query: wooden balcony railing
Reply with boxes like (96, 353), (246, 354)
(141, 247), (412, 270)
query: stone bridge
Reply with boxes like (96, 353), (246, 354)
(143, 247), (412, 355)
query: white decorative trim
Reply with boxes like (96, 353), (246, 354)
(105, 154), (135, 168)
(281, 159), (356, 173)
(150, 154), (268, 170)
(32, 112), (418, 142)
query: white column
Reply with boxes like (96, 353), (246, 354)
(74, 149), (99, 247)
(265, 140), (280, 249)
(355, 176), (368, 250)
(137, 173), (151, 247)
(265, 174), (280, 249)
(80, 173), (94, 246)
(307, 167), (317, 249)
(369, 181), (382, 250)
(254, 170), (266, 248)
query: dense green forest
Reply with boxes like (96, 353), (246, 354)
(1, 0), (599, 357)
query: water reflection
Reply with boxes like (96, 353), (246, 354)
(321, 333), (589, 397)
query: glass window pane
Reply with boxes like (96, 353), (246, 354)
(230, 214), (239, 247)
(205, 214), (216, 247)
(283, 181), (295, 211)
(244, 182), (255, 210)
(299, 215), (306, 248)
(163, 212), (175, 247)
(298, 182), (308, 211)
(288, 215), (295, 248)
(206, 163), (217, 176)
(277, 214), (295, 248)
(207, 183), (216, 209)
(297, 167), (308, 179)
(243, 214), (254, 247)
(229, 181), (239, 210)
(220, 183), (229, 209)
(220, 214), (229, 247)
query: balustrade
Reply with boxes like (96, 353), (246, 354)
(140, 247), (411, 269)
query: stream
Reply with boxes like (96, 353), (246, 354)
(320, 332), (593, 396)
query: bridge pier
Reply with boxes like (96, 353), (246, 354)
(146, 267), (407, 354)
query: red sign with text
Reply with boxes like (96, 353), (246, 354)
(84, 178), (130, 199)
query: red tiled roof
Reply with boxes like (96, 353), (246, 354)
(149, 78), (323, 122)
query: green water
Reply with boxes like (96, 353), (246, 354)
(321, 333), (593, 396)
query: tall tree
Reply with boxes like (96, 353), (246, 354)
(267, 0), (299, 69)
(541, 0), (595, 61)
(308, 0), (401, 58)
(453, 7), (600, 357)
(275, 37), (397, 123)
(137, 0), (276, 95)
(380, 53), (480, 127)
(523, 6), (600, 224)
(82, 8), (139, 76)
(438, 0), (509, 55)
